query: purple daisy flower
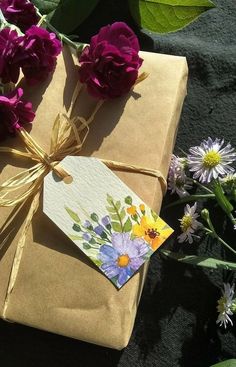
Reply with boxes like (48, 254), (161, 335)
(98, 232), (149, 287)
(168, 154), (192, 198)
(188, 137), (236, 183)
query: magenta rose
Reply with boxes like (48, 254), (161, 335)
(19, 25), (62, 85)
(0, 27), (22, 84)
(78, 22), (143, 99)
(0, 0), (39, 32)
(0, 87), (35, 140)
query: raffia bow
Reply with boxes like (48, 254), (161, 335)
(0, 80), (167, 319)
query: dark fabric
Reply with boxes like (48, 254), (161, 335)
(1, 0), (236, 366)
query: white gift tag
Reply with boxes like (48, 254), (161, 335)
(43, 157), (173, 288)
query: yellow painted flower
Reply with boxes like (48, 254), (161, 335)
(127, 205), (137, 215)
(133, 215), (173, 250)
(139, 204), (145, 212)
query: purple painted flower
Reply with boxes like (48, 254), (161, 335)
(98, 232), (149, 287)
(18, 25), (62, 85)
(0, 87), (35, 140)
(0, 27), (21, 83)
(83, 233), (91, 241)
(101, 215), (110, 226)
(78, 22), (143, 99)
(83, 220), (92, 229)
(94, 225), (104, 236)
(0, 0), (39, 32)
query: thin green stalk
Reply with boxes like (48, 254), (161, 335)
(36, 9), (84, 51)
(216, 234), (236, 256)
(201, 210), (236, 256)
(193, 179), (213, 194)
(164, 193), (215, 209)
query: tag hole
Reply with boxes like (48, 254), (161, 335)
(63, 175), (73, 184)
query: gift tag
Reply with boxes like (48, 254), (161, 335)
(43, 157), (173, 288)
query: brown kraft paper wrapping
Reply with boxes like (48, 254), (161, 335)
(0, 47), (188, 349)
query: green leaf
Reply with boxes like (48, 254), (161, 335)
(120, 208), (126, 221)
(111, 221), (122, 232)
(31, 0), (59, 14)
(123, 217), (133, 232)
(125, 196), (133, 205)
(83, 243), (91, 250)
(110, 213), (119, 221)
(213, 180), (234, 215)
(65, 207), (80, 223)
(107, 194), (114, 207)
(68, 234), (82, 241)
(90, 213), (99, 222)
(161, 250), (236, 271)
(72, 223), (81, 232)
(211, 360), (236, 367)
(48, 0), (100, 34)
(128, 0), (215, 34)
(115, 201), (121, 211)
(106, 206), (116, 214)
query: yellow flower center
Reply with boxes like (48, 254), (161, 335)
(117, 254), (130, 267)
(203, 151), (221, 168)
(145, 228), (160, 239)
(180, 214), (192, 232)
(217, 296), (227, 313)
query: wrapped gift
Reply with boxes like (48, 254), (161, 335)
(0, 46), (188, 349)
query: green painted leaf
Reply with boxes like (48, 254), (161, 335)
(65, 207), (80, 223)
(72, 223), (81, 232)
(111, 221), (122, 232)
(115, 201), (121, 211)
(123, 217), (133, 232)
(125, 196), (133, 205)
(90, 213), (99, 222)
(92, 258), (103, 267)
(211, 360), (236, 367)
(128, 0), (215, 34)
(106, 206), (116, 214)
(161, 250), (236, 271)
(110, 213), (119, 221)
(120, 208), (126, 221)
(83, 243), (91, 250)
(107, 194), (113, 205)
(151, 209), (158, 221)
(69, 234), (82, 241)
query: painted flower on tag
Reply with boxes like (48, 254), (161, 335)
(133, 215), (173, 251)
(66, 194), (173, 288)
(0, 0), (39, 32)
(99, 233), (149, 287)
(18, 25), (62, 85)
(0, 87), (35, 140)
(78, 22), (143, 99)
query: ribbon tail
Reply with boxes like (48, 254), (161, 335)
(2, 189), (41, 320)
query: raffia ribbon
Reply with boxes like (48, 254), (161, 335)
(0, 81), (167, 320)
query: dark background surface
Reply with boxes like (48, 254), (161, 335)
(1, 0), (236, 366)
